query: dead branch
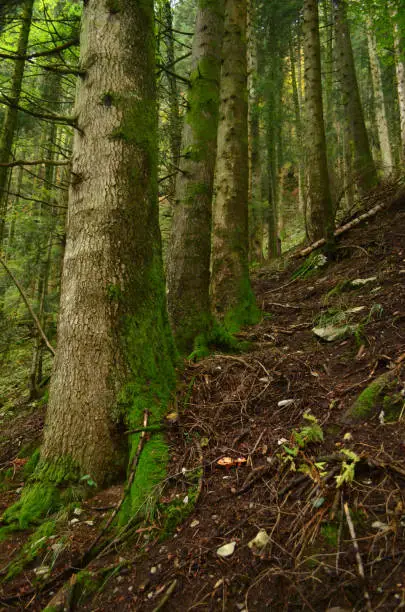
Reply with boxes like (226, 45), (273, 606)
(344, 501), (372, 611)
(0, 257), (55, 356)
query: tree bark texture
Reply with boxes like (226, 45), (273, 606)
(302, 0), (334, 242)
(211, 0), (257, 326)
(0, 0), (34, 245)
(333, 0), (377, 192)
(166, 0), (224, 353)
(42, 0), (174, 486)
(247, 0), (263, 262)
(392, 7), (405, 164)
(367, 22), (393, 176)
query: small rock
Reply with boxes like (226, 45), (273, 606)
(128, 586), (133, 592)
(150, 566), (157, 575)
(217, 541), (236, 558)
(351, 276), (377, 287)
(312, 324), (355, 342)
(248, 529), (270, 551)
(34, 565), (50, 577)
(117, 576), (123, 583)
(84, 520), (94, 526)
(372, 521), (389, 531)
(147, 592), (154, 600)
(183, 495), (189, 504)
(73, 507), (83, 516)
(69, 518), (80, 525)
(277, 399), (295, 408)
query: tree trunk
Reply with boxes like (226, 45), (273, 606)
(41, 0), (175, 493)
(333, 0), (377, 193)
(0, 0), (34, 245)
(247, 0), (263, 263)
(290, 31), (305, 214)
(392, 6), (405, 164)
(160, 0), (182, 259)
(367, 21), (393, 176)
(166, 0), (224, 354)
(302, 0), (334, 242)
(210, 0), (258, 328)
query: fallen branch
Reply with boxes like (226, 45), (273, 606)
(295, 185), (405, 258)
(0, 257), (55, 356)
(344, 501), (372, 611)
(0, 159), (70, 168)
(152, 579), (178, 612)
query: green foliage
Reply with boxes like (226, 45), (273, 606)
(292, 253), (328, 280)
(5, 518), (57, 580)
(321, 522), (339, 547)
(335, 449), (360, 487)
(190, 321), (250, 361)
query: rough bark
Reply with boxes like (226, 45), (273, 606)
(392, 6), (405, 164)
(302, 0), (334, 242)
(166, 0), (224, 353)
(367, 21), (393, 176)
(42, 0), (175, 488)
(0, 0), (34, 245)
(247, 0), (263, 262)
(160, 0), (182, 257)
(210, 0), (258, 328)
(290, 31), (305, 214)
(333, 0), (377, 193)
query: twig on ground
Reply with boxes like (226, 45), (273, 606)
(152, 579), (178, 612)
(344, 501), (372, 611)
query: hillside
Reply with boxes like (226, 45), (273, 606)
(0, 189), (405, 611)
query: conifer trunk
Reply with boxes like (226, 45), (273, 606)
(166, 0), (224, 353)
(0, 0), (34, 245)
(210, 0), (258, 327)
(367, 23), (393, 176)
(41, 0), (175, 488)
(333, 0), (377, 192)
(302, 0), (334, 242)
(392, 8), (405, 164)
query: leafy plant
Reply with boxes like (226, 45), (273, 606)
(335, 449), (360, 487)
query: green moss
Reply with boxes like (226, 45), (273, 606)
(320, 522), (339, 548)
(326, 279), (352, 299)
(349, 373), (394, 421)
(161, 472), (201, 537)
(5, 518), (56, 580)
(383, 393), (404, 422)
(2, 456), (83, 530)
(190, 321), (250, 361)
(222, 277), (261, 334)
(106, 283), (122, 302)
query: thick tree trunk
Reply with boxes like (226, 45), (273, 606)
(0, 0), (34, 245)
(166, 0), (224, 353)
(42, 0), (175, 489)
(302, 0), (334, 242)
(367, 22), (393, 176)
(211, 0), (258, 328)
(333, 0), (377, 193)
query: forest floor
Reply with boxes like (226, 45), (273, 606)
(0, 189), (405, 611)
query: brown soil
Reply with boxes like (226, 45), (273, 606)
(0, 194), (405, 611)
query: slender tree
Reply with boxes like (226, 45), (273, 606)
(391, 4), (405, 163)
(302, 0), (334, 242)
(166, 0), (224, 353)
(367, 20), (393, 175)
(210, 0), (259, 328)
(0, 0), (34, 245)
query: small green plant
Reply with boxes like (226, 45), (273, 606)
(335, 449), (360, 487)
(280, 413), (324, 471)
(79, 474), (97, 488)
(292, 253), (328, 280)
